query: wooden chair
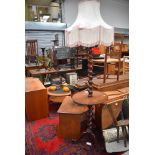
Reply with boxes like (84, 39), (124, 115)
(106, 98), (129, 147)
(103, 50), (122, 83)
(123, 56), (129, 75)
(26, 40), (38, 63)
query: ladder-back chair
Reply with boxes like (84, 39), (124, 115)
(103, 50), (122, 83)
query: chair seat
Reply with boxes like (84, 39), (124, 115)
(117, 120), (129, 126)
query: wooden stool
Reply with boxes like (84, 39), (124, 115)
(57, 96), (88, 140)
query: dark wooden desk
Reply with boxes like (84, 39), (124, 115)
(29, 67), (82, 84)
(25, 63), (43, 76)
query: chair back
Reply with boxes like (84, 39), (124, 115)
(26, 40), (38, 56)
(103, 50), (121, 83)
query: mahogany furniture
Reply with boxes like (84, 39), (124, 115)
(25, 77), (48, 121)
(57, 96), (88, 140)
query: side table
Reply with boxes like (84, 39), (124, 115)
(72, 90), (108, 151)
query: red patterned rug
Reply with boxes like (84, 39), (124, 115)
(25, 112), (123, 155)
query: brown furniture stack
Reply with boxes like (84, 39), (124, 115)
(25, 77), (48, 121)
(57, 96), (88, 140)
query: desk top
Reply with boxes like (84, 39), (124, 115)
(29, 67), (82, 76)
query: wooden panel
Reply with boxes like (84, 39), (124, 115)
(57, 114), (81, 140)
(58, 96), (88, 114)
(57, 96), (88, 140)
(25, 77), (48, 121)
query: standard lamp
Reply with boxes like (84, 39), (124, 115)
(65, 0), (114, 151)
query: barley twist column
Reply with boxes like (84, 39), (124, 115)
(87, 48), (93, 97)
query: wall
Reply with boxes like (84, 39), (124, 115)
(63, 0), (129, 29)
(25, 0), (29, 21)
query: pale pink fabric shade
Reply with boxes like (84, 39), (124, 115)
(65, 0), (114, 47)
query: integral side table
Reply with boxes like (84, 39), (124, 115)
(25, 77), (48, 121)
(72, 90), (108, 151)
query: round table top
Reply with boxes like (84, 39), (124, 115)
(72, 90), (108, 105)
(47, 87), (71, 97)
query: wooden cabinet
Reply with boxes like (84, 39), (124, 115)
(25, 77), (48, 121)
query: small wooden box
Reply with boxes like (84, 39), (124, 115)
(25, 77), (48, 121)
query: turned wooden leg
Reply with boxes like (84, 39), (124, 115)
(125, 126), (129, 140)
(117, 126), (119, 143)
(122, 126), (127, 147)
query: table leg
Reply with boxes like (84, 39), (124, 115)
(80, 105), (106, 152)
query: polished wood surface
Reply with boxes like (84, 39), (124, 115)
(95, 88), (129, 129)
(58, 96), (88, 114)
(49, 96), (66, 103)
(25, 77), (48, 121)
(25, 77), (45, 92)
(57, 96), (88, 140)
(72, 90), (108, 105)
